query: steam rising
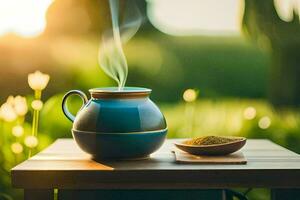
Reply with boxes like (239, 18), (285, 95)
(99, 0), (142, 90)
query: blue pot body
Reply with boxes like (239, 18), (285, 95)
(72, 130), (167, 159)
(62, 87), (167, 159)
(73, 97), (166, 133)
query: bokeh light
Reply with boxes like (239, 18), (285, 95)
(183, 89), (198, 102)
(11, 142), (23, 154)
(24, 136), (38, 148)
(258, 116), (271, 129)
(243, 106), (257, 120)
(12, 125), (24, 137)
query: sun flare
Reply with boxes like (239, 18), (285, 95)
(147, 0), (244, 36)
(0, 0), (53, 37)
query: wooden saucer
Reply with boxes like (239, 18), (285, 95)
(174, 137), (246, 156)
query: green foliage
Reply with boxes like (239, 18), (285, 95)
(0, 35), (268, 103)
(0, 116), (52, 200)
(126, 36), (269, 102)
(243, 0), (300, 106)
(40, 94), (73, 139)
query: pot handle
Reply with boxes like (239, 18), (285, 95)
(62, 90), (88, 122)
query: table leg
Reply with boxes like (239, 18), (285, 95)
(24, 189), (54, 200)
(271, 189), (300, 200)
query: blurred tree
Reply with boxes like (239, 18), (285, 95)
(45, 0), (110, 36)
(243, 0), (300, 107)
(44, 0), (153, 37)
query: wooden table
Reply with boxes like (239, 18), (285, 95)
(12, 139), (300, 200)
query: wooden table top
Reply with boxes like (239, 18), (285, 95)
(12, 139), (300, 189)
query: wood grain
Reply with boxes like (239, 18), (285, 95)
(12, 139), (300, 189)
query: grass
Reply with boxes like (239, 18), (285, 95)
(163, 98), (300, 153)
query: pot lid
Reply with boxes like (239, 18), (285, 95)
(89, 87), (151, 99)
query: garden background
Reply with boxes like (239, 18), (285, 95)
(0, 0), (299, 200)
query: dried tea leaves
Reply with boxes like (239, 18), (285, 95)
(185, 136), (242, 146)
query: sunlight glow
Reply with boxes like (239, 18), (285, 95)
(0, 0), (53, 37)
(147, 0), (244, 36)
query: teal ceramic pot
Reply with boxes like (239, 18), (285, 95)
(62, 87), (167, 159)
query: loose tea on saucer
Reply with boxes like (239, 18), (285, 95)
(185, 136), (243, 146)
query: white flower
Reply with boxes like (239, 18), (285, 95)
(274, 0), (300, 22)
(13, 96), (28, 116)
(24, 135), (38, 148)
(31, 100), (43, 111)
(28, 71), (50, 91)
(6, 96), (15, 105)
(0, 102), (17, 122)
(3, 96), (28, 117)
